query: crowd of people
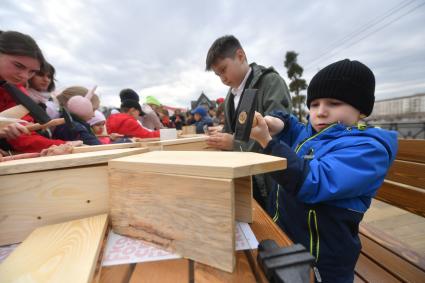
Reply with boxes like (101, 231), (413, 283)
(0, 31), (398, 282)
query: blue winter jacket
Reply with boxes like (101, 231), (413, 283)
(194, 116), (213, 134)
(53, 113), (101, 145)
(264, 113), (398, 283)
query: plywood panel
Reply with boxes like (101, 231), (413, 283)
(235, 176), (253, 223)
(109, 169), (235, 272)
(0, 166), (109, 245)
(0, 147), (148, 176)
(0, 214), (108, 283)
(109, 151), (286, 179)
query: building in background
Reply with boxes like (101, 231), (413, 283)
(367, 93), (425, 139)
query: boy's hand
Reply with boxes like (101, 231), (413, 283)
(264, 115), (285, 136)
(206, 125), (223, 135)
(206, 132), (233, 150)
(250, 112), (272, 148)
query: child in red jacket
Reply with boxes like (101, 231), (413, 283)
(106, 99), (159, 138)
(0, 31), (70, 153)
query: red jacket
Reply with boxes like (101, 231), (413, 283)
(106, 113), (159, 138)
(0, 85), (65, 153)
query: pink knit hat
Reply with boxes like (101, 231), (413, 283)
(88, 110), (106, 126)
(66, 86), (96, 121)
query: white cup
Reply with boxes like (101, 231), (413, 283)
(160, 128), (177, 140)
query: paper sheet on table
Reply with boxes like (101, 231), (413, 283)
(102, 221), (259, 266)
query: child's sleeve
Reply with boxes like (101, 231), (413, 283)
(7, 132), (65, 153)
(74, 124), (102, 145)
(298, 140), (391, 203)
(121, 118), (160, 138)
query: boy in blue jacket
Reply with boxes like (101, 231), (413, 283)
(250, 59), (398, 282)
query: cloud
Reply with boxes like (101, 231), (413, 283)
(1, 0), (424, 108)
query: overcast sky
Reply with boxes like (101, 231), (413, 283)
(1, 0), (424, 108)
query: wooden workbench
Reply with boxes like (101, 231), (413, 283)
(99, 200), (293, 283)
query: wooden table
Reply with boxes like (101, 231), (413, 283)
(99, 200), (292, 283)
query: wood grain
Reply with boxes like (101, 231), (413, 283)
(0, 214), (108, 283)
(386, 159), (425, 189)
(109, 169), (236, 272)
(72, 142), (143, 154)
(355, 253), (400, 283)
(375, 180), (425, 217)
(397, 139), (425, 163)
(0, 147), (148, 176)
(129, 259), (189, 283)
(194, 251), (256, 283)
(0, 166), (109, 245)
(359, 222), (425, 275)
(109, 151), (286, 179)
(234, 176), (253, 223)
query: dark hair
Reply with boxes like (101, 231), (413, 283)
(0, 31), (45, 67)
(205, 35), (243, 71)
(119, 88), (140, 102)
(29, 62), (56, 92)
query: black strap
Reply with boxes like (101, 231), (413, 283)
(1, 80), (50, 124)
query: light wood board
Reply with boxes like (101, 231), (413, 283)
(0, 214), (108, 283)
(0, 165), (109, 245)
(109, 151), (286, 179)
(109, 169), (235, 272)
(72, 142), (142, 154)
(0, 147), (148, 176)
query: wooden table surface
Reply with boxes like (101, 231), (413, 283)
(99, 200), (292, 283)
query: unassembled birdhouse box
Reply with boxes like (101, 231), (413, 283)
(108, 151), (286, 272)
(0, 147), (148, 246)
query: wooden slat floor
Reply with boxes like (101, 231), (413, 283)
(363, 199), (425, 254)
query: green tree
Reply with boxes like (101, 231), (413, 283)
(284, 51), (308, 122)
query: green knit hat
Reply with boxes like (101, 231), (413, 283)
(145, 96), (161, 106)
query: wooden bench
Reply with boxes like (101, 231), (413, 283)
(98, 200), (308, 283)
(355, 139), (425, 283)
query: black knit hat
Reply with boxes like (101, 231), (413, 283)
(119, 88), (140, 102)
(307, 59), (375, 116)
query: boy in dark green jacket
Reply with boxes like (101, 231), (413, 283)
(205, 35), (292, 207)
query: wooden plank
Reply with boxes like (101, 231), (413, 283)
(375, 180), (425, 217)
(359, 231), (425, 282)
(355, 253), (400, 283)
(99, 264), (135, 283)
(72, 142), (142, 154)
(0, 214), (108, 283)
(129, 259), (189, 283)
(109, 169), (235, 272)
(235, 176), (253, 223)
(386, 160), (425, 189)
(0, 165), (109, 245)
(162, 141), (215, 151)
(397, 139), (425, 163)
(195, 251), (256, 283)
(109, 151), (286, 179)
(0, 147), (148, 175)
(360, 222), (425, 272)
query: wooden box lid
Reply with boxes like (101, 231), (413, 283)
(0, 147), (148, 176)
(109, 151), (286, 179)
